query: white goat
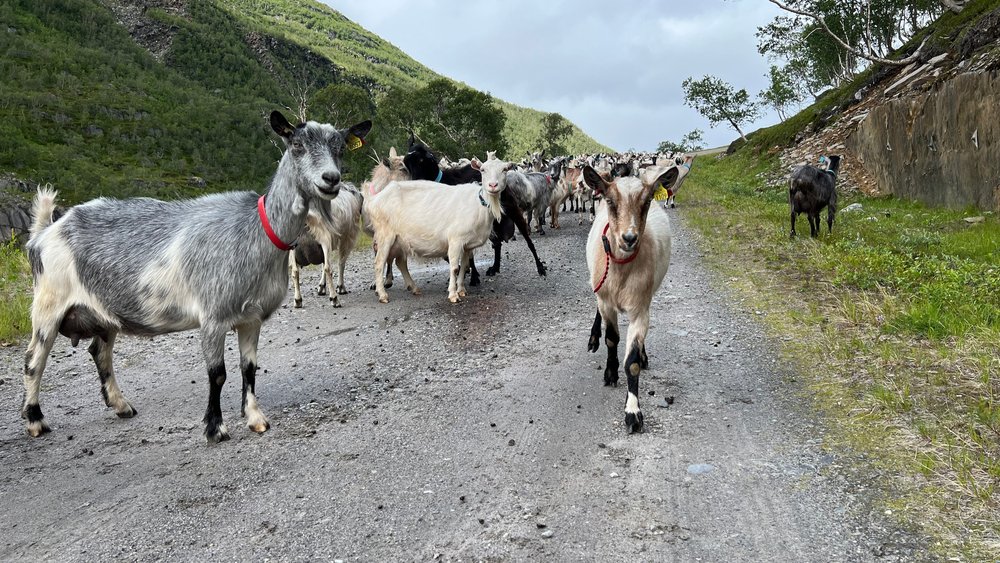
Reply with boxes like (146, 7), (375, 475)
(364, 158), (506, 303)
(583, 164), (679, 434)
(289, 184), (363, 308)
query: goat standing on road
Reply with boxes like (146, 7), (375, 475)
(584, 164), (679, 434)
(789, 155), (841, 238)
(22, 111), (371, 443)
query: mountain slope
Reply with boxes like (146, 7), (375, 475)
(0, 0), (609, 204)
(210, 0), (611, 157)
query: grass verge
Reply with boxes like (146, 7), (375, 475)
(0, 237), (32, 344)
(680, 152), (1000, 559)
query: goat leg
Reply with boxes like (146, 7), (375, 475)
(486, 236), (501, 276)
(200, 327), (230, 443)
(469, 253), (480, 287)
(237, 322), (269, 434)
(587, 310), (602, 352)
(23, 324), (59, 437)
(89, 330), (136, 418)
(623, 340), (644, 434)
(601, 307), (620, 387)
(510, 203), (546, 276)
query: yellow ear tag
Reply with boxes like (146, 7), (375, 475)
(346, 133), (364, 151)
(652, 184), (670, 201)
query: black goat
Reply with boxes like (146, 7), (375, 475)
(789, 155), (840, 238)
(402, 139), (547, 281)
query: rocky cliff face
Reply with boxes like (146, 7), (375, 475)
(780, 6), (1000, 211)
(848, 70), (999, 211)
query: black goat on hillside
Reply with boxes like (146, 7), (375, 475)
(402, 138), (547, 282)
(789, 155), (840, 238)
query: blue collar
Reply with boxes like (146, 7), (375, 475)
(434, 170), (443, 183)
(478, 189), (489, 207)
(824, 169), (838, 178)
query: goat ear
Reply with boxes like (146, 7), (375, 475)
(345, 120), (372, 141)
(646, 167), (680, 201)
(389, 146), (398, 159)
(582, 165), (609, 197)
(270, 111), (296, 139)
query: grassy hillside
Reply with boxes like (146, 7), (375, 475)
(212, 0), (612, 155)
(0, 0), (609, 205)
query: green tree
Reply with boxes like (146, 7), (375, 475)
(682, 76), (761, 142)
(759, 65), (802, 121)
(309, 83), (375, 127)
(377, 79), (507, 159)
(758, 1), (945, 92)
(538, 112), (573, 156)
(309, 83), (378, 183)
(657, 129), (704, 154)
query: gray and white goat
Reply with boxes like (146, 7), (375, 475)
(504, 167), (557, 235)
(22, 111), (371, 443)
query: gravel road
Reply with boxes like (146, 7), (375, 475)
(0, 209), (931, 562)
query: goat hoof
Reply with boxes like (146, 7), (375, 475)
(331, 298), (342, 309)
(294, 299), (303, 309)
(317, 287), (327, 296)
(485, 268), (498, 276)
(336, 285), (348, 295)
(625, 411), (644, 434)
(449, 295), (462, 304)
(458, 289), (467, 298)
(385, 278), (394, 289)
(587, 336), (600, 353)
(670, 203), (675, 209)
(408, 286), (421, 296)
(247, 416), (270, 434)
(26, 420), (51, 437)
(116, 404), (138, 418)
(378, 295), (389, 304)
(205, 423), (230, 444)
(368, 283), (377, 291)
(603, 368), (619, 387)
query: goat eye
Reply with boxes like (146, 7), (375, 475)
(292, 141), (304, 150)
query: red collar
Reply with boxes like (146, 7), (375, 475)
(257, 195), (295, 251)
(601, 223), (639, 264)
(593, 223), (639, 293)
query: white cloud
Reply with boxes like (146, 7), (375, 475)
(325, 0), (787, 151)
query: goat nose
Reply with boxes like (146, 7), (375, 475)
(322, 171), (341, 187)
(622, 232), (638, 246)
(489, 182), (498, 189)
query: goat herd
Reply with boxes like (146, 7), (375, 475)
(18, 110), (837, 445)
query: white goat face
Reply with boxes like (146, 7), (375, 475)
(269, 111), (372, 200)
(478, 159), (513, 195)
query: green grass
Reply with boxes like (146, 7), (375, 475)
(0, 238), (31, 344)
(681, 153), (1000, 558)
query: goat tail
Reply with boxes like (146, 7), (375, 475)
(30, 184), (58, 238)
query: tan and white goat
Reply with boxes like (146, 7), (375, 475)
(583, 164), (679, 433)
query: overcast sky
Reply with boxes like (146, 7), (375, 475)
(325, 1), (788, 152)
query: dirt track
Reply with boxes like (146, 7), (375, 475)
(0, 208), (930, 561)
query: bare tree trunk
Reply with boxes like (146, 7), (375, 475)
(730, 121), (748, 142)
